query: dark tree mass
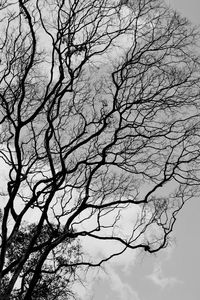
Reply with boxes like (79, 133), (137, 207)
(0, 0), (200, 299)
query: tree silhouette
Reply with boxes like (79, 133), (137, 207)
(0, 0), (200, 298)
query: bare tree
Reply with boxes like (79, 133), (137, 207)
(0, 0), (200, 298)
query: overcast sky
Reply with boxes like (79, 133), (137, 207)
(0, 1), (199, 299)
(89, 1), (200, 300)
(167, 0), (200, 25)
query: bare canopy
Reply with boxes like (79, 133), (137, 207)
(0, 0), (200, 299)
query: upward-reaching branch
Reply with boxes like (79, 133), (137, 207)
(0, 0), (200, 298)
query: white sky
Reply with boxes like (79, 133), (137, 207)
(167, 0), (200, 25)
(0, 1), (199, 299)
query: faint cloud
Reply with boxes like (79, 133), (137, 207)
(147, 262), (183, 289)
(80, 263), (141, 300)
(75, 200), (144, 300)
(106, 264), (141, 300)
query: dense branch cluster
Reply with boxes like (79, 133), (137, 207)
(0, 0), (200, 298)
